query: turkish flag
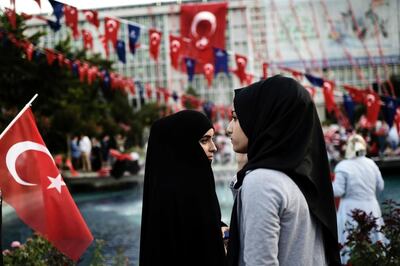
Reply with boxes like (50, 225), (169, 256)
(149, 28), (162, 61)
(23, 41), (34, 61)
(203, 63), (214, 87)
(5, 8), (16, 29)
(323, 81), (337, 113)
(82, 29), (93, 50)
(364, 91), (381, 128)
(169, 35), (183, 70)
(83, 10), (99, 28)
(45, 48), (56, 66)
(64, 5), (79, 40)
(104, 17), (120, 49)
(0, 108), (93, 261)
(180, 2), (228, 72)
(233, 54), (248, 85)
(262, 62), (269, 79)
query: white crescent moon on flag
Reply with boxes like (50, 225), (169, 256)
(85, 12), (93, 20)
(190, 11), (217, 38)
(6, 141), (55, 186)
(107, 20), (117, 30)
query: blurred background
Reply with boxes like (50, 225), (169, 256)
(0, 0), (399, 265)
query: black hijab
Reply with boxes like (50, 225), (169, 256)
(227, 75), (341, 265)
(139, 110), (227, 266)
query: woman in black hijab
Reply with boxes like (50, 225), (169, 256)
(139, 110), (227, 266)
(226, 75), (341, 265)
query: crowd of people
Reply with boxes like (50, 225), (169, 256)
(324, 119), (400, 167)
(69, 133), (129, 172)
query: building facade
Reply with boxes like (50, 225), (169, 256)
(27, 0), (400, 120)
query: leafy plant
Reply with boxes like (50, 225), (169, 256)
(3, 234), (74, 265)
(342, 200), (400, 266)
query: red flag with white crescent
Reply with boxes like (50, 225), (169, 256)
(64, 5), (79, 39)
(149, 28), (162, 62)
(180, 2), (227, 72)
(0, 108), (93, 261)
(104, 17), (120, 49)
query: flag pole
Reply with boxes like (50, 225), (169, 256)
(0, 94), (38, 141)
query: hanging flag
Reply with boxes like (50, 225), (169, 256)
(79, 63), (89, 83)
(203, 63), (214, 88)
(343, 84), (368, 104)
(364, 92), (381, 128)
(87, 66), (98, 85)
(81, 29), (93, 50)
(180, 2), (228, 72)
(148, 28), (162, 61)
(5, 8), (16, 29)
(233, 54), (248, 85)
(128, 24), (141, 55)
(305, 73), (324, 87)
(0, 108), (93, 261)
(343, 94), (355, 124)
(116, 40), (126, 64)
(64, 5), (79, 40)
(322, 81), (337, 113)
(45, 49), (56, 66)
(169, 35), (183, 70)
(184, 57), (196, 82)
(262, 62), (268, 79)
(102, 70), (111, 88)
(104, 17), (120, 49)
(382, 97), (398, 127)
(213, 48), (229, 76)
(46, 19), (61, 32)
(49, 0), (64, 22)
(24, 42), (34, 61)
(71, 60), (80, 77)
(82, 10), (99, 28)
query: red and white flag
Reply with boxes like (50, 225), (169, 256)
(82, 29), (93, 50)
(83, 10), (99, 28)
(180, 2), (228, 72)
(169, 35), (183, 70)
(64, 5), (79, 40)
(0, 107), (93, 261)
(233, 54), (248, 85)
(104, 17), (120, 49)
(149, 28), (162, 62)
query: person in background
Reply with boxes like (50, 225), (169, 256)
(226, 75), (340, 266)
(70, 135), (81, 170)
(333, 134), (385, 264)
(139, 110), (227, 266)
(79, 134), (92, 172)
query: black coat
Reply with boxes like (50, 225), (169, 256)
(140, 110), (227, 266)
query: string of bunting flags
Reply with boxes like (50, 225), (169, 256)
(2, 0), (400, 130)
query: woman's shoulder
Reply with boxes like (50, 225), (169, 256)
(242, 168), (292, 189)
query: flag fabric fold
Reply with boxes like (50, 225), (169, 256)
(0, 108), (93, 261)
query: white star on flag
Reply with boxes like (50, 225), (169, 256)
(47, 174), (66, 193)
